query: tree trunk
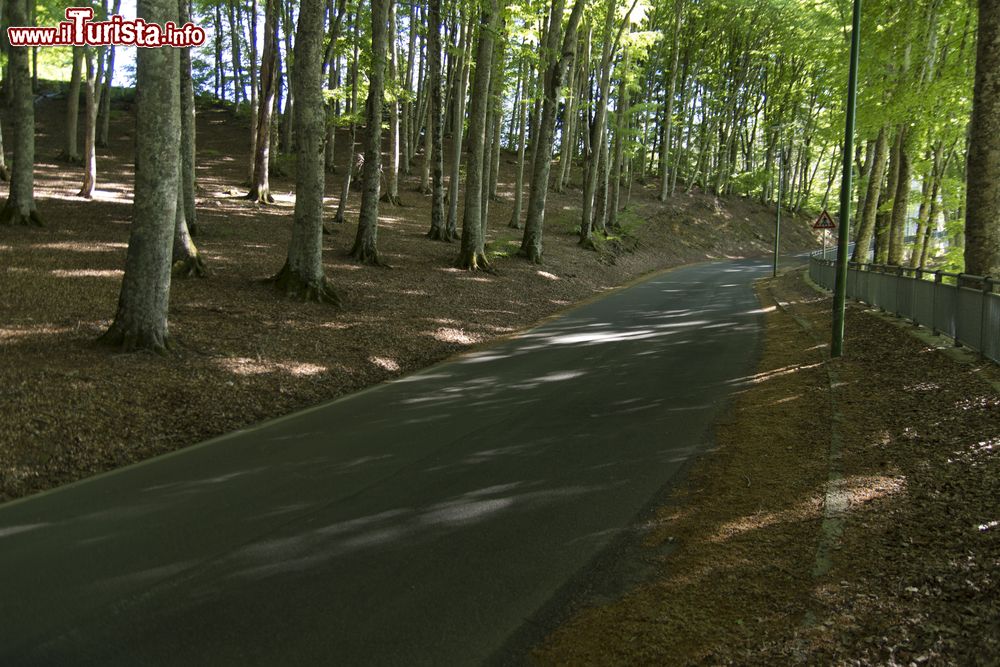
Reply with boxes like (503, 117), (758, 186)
(272, 0), (339, 303)
(852, 127), (888, 263)
(0, 0), (41, 226)
(248, 0), (259, 181)
(65, 47), (83, 163)
(351, 0), (390, 265)
(99, 0), (179, 352)
(333, 20), (359, 226)
(426, 0), (448, 240)
(509, 55), (529, 229)
(279, 0), (295, 153)
(78, 47), (97, 198)
(178, 0), (197, 232)
(520, 0), (585, 263)
(457, 0), (498, 271)
(384, 0), (401, 206)
(246, 0), (279, 204)
(446, 13), (472, 241)
(887, 128), (910, 266)
(874, 127), (902, 264)
(965, 0), (1000, 276)
(658, 0), (683, 201)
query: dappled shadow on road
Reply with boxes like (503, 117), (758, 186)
(0, 261), (777, 662)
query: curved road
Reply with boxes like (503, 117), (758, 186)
(0, 258), (774, 665)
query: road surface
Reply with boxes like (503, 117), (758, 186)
(0, 258), (775, 665)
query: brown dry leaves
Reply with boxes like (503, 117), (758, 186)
(533, 271), (999, 665)
(0, 95), (818, 502)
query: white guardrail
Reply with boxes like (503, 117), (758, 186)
(809, 254), (1000, 363)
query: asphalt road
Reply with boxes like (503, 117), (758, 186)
(0, 258), (775, 665)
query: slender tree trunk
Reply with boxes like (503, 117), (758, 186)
(965, 0), (1000, 276)
(853, 128), (891, 263)
(246, 0), (279, 203)
(333, 20), (359, 225)
(351, 0), (390, 265)
(228, 0), (244, 107)
(874, 127), (902, 264)
(581, 0), (633, 247)
(887, 128), (910, 266)
(0, 0), (41, 226)
(272, 0), (339, 303)
(509, 55), (529, 229)
(78, 47), (97, 198)
(658, 0), (683, 201)
(426, 0), (448, 240)
(457, 0), (499, 270)
(279, 0), (295, 153)
(177, 0), (197, 233)
(248, 0), (259, 181)
(520, 0), (586, 262)
(99, 0), (179, 352)
(446, 13), (472, 241)
(384, 0), (402, 205)
(323, 0), (346, 174)
(65, 47), (83, 163)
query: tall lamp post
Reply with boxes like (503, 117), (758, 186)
(831, 0), (862, 358)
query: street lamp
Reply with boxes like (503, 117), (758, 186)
(831, 0), (862, 358)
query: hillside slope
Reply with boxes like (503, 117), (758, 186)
(0, 94), (820, 500)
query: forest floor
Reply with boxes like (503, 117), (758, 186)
(534, 269), (1000, 665)
(0, 90), (819, 501)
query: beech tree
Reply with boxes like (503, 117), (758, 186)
(246, 0), (280, 204)
(425, 0), (447, 241)
(965, 0), (1000, 277)
(271, 0), (340, 303)
(0, 0), (41, 226)
(456, 0), (500, 270)
(100, 0), (180, 352)
(519, 0), (586, 263)
(351, 0), (391, 265)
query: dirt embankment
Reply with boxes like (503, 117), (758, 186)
(0, 94), (818, 501)
(535, 270), (999, 665)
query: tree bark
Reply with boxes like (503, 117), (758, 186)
(426, 0), (448, 240)
(272, 0), (339, 303)
(246, 0), (279, 203)
(99, 0), (179, 352)
(965, 0), (1000, 276)
(0, 0), (41, 226)
(78, 47), (97, 198)
(852, 127), (888, 263)
(457, 0), (499, 271)
(384, 0), (402, 206)
(65, 47), (82, 163)
(446, 12), (472, 241)
(520, 0), (586, 263)
(887, 128), (910, 266)
(333, 17), (359, 226)
(351, 0), (391, 265)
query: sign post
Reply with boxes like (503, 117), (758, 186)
(813, 210), (837, 259)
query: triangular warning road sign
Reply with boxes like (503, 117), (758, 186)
(813, 210), (837, 230)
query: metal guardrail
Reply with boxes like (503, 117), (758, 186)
(809, 255), (1000, 363)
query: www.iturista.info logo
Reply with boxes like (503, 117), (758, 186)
(7, 7), (206, 48)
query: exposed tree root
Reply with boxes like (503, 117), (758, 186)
(418, 184), (432, 195)
(578, 235), (598, 251)
(0, 205), (43, 227)
(97, 326), (172, 355)
(426, 226), (452, 242)
(57, 152), (82, 165)
(518, 245), (544, 264)
(244, 187), (275, 204)
(0, 165), (9, 181)
(508, 219), (522, 230)
(381, 193), (402, 206)
(349, 242), (392, 268)
(172, 255), (208, 278)
(271, 263), (342, 306)
(456, 250), (496, 273)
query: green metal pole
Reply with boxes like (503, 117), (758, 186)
(831, 0), (862, 357)
(774, 149), (781, 277)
